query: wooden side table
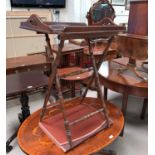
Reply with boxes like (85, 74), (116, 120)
(58, 67), (93, 97)
(6, 71), (48, 153)
(18, 98), (124, 155)
(99, 57), (148, 135)
(6, 53), (51, 75)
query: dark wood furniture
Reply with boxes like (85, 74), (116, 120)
(82, 0), (118, 71)
(86, 0), (115, 25)
(52, 43), (84, 67)
(110, 0), (148, 136)
(99, 57), (148, 135)
(6, 53), (51, 75)
(116, 0), (148, 80)
(52, 43), (89, 97)
(6, 71), (48, 153)
(127, 0), (148, 36)
(58, 67), (93, 97)
(19, 14), (125, 152)
(6, 53), (52, 153)
(18, 98), (124, 155)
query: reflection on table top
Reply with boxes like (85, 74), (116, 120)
(99, 57), (148, 97)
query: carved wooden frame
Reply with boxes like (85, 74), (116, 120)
(86, 0), (116, 25)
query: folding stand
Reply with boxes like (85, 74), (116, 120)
(20, 14), (126, 152)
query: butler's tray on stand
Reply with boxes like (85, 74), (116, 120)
(20, 14), (126, 152)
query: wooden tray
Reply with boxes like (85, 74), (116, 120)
(39, 104), (108, 152)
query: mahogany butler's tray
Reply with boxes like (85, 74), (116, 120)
(20, 14), (125, 152)
(39, 97), (110, 152)
(18, 97), (124, 155)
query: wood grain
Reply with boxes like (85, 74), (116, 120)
(99, 58), (148, 97)
(18, 97), (124, 155)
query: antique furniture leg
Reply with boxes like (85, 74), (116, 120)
(76, 50), (83, 66)
(104, 87), (108, 101)
(45, 33), (54, 60)
(140, 98), (148, 120)
(80, 75), (95, 104)
(6, 92), (30, 153)
(80, 37), (114, 104)
(6, 130), (18, 153)
(40, 37), (73, 148)
(120, 92), (128, 136)
(18, 92), (30, 122)
(55, 74), (73, 148)
(87, 39), (110, 126)
(80, 37), (113, 101)
(40, 40), (64, 121)
(70, 81), (76, 97)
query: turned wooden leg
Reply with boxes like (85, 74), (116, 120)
(140, 98), (148, 120)
(6, 92), (30, 153)
(71, 81), (76, 97)
(104, 87), (108, 101)
(6, 129), (18, 153)
(120, 93), (128, 136)
(19, 92), (30, 123)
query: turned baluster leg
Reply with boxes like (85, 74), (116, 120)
(71, 81), (76, 97)
(6, 92), (30, 153)
(55, 75), (73, 148)
(19, 92), (30, 122)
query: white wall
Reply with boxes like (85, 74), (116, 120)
(6, 0), (129, 24)
(6, 0), (129, 57)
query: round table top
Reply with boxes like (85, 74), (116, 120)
(99, 57), (148, 97)
(18, 97), (124, 155)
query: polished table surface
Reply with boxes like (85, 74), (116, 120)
(6, 54), (50, 152)
(6, 71), (48, 97)
(99, 57), (148, 134)
(99, 57), (148, 97)
(6, 54), (51, 75)
(18, 97), (124, 155)
(58, 67), (93, 81)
